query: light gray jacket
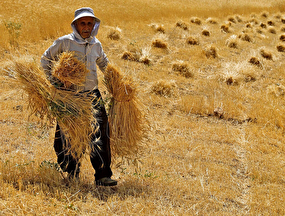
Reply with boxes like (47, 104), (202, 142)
(41, 16), (108, 91)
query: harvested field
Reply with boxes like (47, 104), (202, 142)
(1, 0), (285, 215)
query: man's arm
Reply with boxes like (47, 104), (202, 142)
(96, 45), (109, 72)
(41, 39), (64, 87)
(41, 39), (64, 78)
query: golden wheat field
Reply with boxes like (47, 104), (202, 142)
(1, 0), (285, 215)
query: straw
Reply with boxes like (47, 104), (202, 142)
(52, 51), (90, 88)
(103, 64), (145, 157)
(13, 56), (96, 159)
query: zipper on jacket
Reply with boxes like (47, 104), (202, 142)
(84, 42), (88, 64)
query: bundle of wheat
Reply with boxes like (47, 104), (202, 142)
(190, 17), (202, 25)
(238, 33), (253, 43)
(13, 57), (96, 159)
(249, 57), (263, 68)
(202, 29), (210, 37)
(260, 48), (273, 60)
(227, 16), (237, 24)
(277, 43), (285, 52)
(121, 51), (138, 62)
(104, 64), (144, 157)
(206, 17), (218, 24)
(52, 51), (89, 88)
(186, 36), (199, 45)
(204, 45), (218, 59)
(226, 35), (239, 49)
(14, 60), (52, 120)
(150, 80), (177, 97)
(221, 24), (231, 33)
(152, 38), (168, 49)
(176, 20), (188, 30)
(268, 26), (277, 34)
(172, 61), (193, 78)
(107, 27), (122, 40)
(156, 25), (165, 34)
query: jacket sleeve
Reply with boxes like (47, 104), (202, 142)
(96, 45), (109, 72)
(40, 39), (63, 80)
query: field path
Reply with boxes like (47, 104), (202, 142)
(231, 127), (251, 214)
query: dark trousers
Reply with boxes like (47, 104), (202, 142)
(54, 89), (113, 180)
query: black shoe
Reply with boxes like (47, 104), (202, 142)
(96, 177), (117, 186)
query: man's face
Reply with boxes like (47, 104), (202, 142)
(75, 17), (95, 39)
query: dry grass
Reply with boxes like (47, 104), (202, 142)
(267, 83), (285, 97)
(1, 0), (285, 215)
(281, 25), (285, 32)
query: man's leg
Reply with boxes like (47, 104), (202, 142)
(54, 123), (80, 179)
(89, 89), (116, 186)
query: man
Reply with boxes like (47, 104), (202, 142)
(41, 7), (117, 186)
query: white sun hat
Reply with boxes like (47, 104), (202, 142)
(72, 7), (96, 23)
